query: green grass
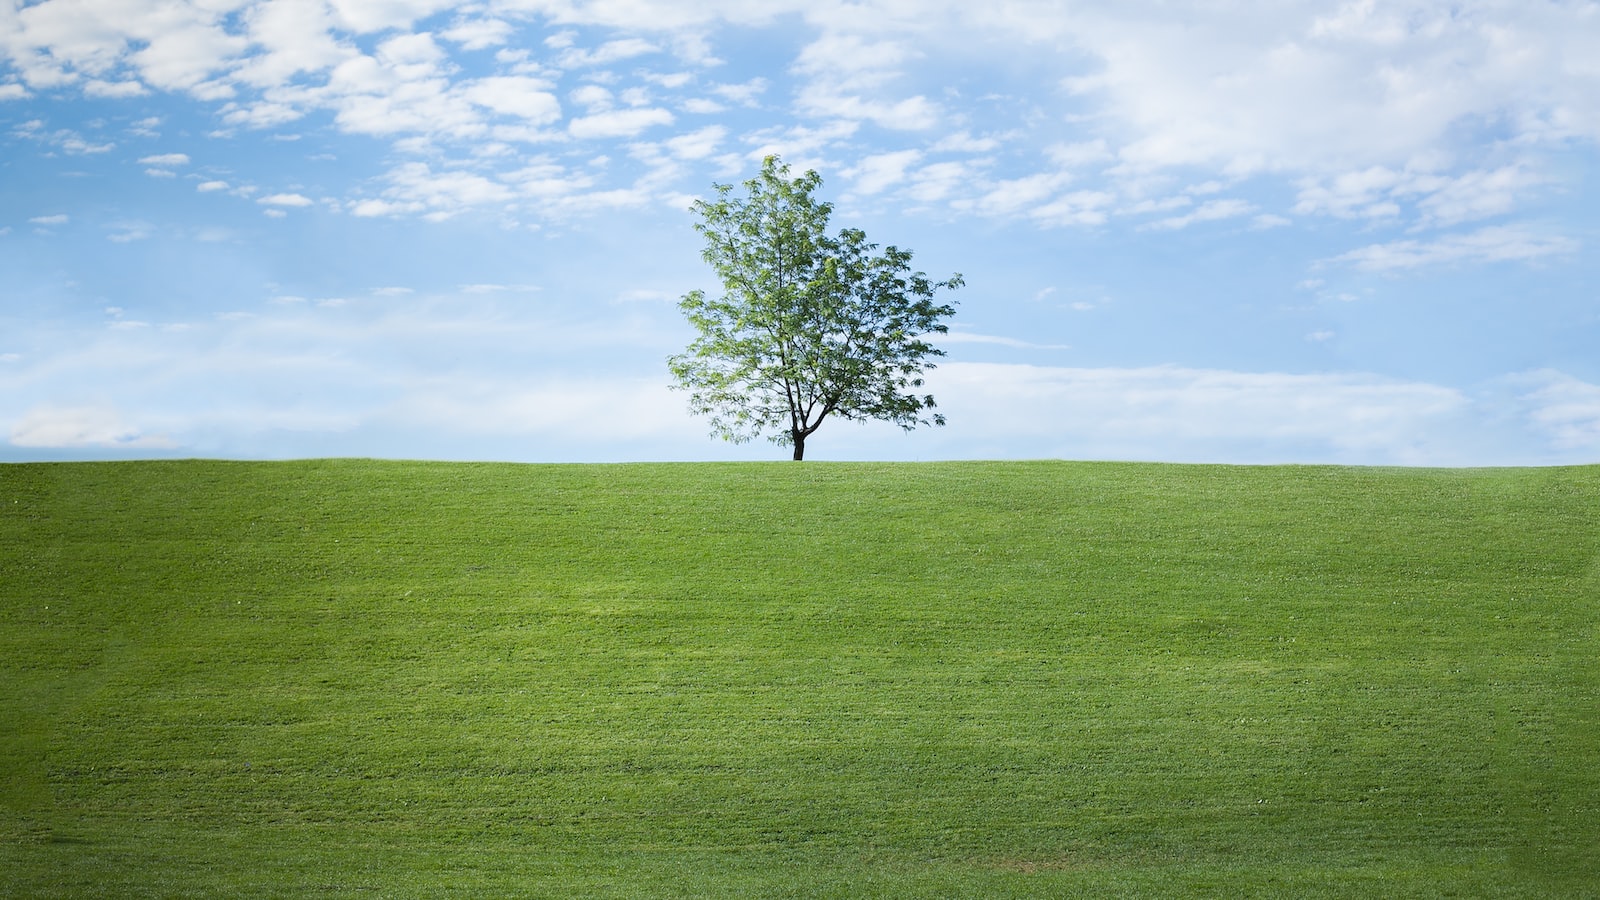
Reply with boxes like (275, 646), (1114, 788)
(2, 459), (1598, 897)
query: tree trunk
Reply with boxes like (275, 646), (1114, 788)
(792, 431), (805, 460)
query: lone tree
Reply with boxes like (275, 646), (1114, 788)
(669, 156), (962, 460)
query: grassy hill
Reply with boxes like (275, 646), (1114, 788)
(2, 459), (1597, 897)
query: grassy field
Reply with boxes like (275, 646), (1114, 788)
(1, 459), (1597, 897)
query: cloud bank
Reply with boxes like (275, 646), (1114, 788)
(2, 0), (1594, 239)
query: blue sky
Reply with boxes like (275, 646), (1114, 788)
(2, 0), (1598, 464)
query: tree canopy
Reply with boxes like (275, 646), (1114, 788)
(668, 156), (962, 460)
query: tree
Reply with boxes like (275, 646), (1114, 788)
(669, 156), (962, 460)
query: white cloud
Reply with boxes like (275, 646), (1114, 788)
(1066, 3), (1600, 177)
(442, 16), (513, 50)
(132, 26), (246, 94)
(259, 193), (315, 207)
(7, 0), (243, 94)
(0, 84), (29, 100)
(1147, 198), (1256, 230)
(401, 377), (688, 441)
(107, 222), (152, 242)
(957, 172), (1073, 218)
(1032, 190), (1115, 227)
(569, 107), (674, 140)
(1048, 140), (1115, 169)
(1295, 165), (1408, 219)
(742, 120), (858, 168)
(926, 362), (1472, 464)
(848, 149), (922, 195)
(794, 32), (911, 79)
(644, 71), (692, 89)
(197, 180), (230, 192)
(503, 157), (593, 198)
(1510, 370), (1600, 450)
(569, 84), (614, 111)
(556, 38), (660, 68)
(138, 153), (190, 166)
(310, 35), (493, 139)
(681, 98), (724, 114)
(1123, 195), (1191, 216)
(1329, 225), (1580, 272)
(220, 99), (306, 129)
(17, 122), (119, 155)
(940, 331), (1071, 351)
(906, 161), (976, 204)
(541, 186), (652, 215)
(328, 0), (457, 33)
(663, 125), (726, 160)
(84, 79), (147, 98)
(709, 78), (767, 106)
(235, 0), (354, 89)
(29, 214), (68, 225)
(379, 30), (447, 76)
(9, 405), (176, 449)
(61, 136), (115, 154)
(1415, 165), (1545, 228)
(349, 198), (415, 217)
(933, 131), (1000, 154)
(1293, 162), (1547, 228)
(360, 161), (514, 219)
(797, 87), (940, 130)
(462, 76), (562, 123)
(791, 32), (940, 130)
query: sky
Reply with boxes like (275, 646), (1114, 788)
(2, 0), (1598, 465)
